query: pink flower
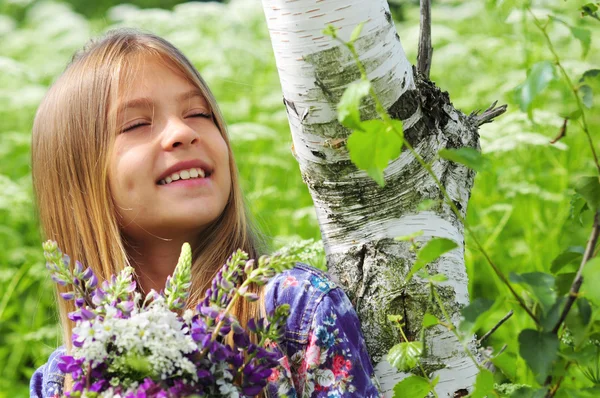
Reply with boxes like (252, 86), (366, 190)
(306, 341), (321, 366)
(268, 367), (281, 382)
(280, 354), (291, 373)
(332, 355), (346, 374)
(282, 276), (298, 289)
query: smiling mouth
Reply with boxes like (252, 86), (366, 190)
(157, 167), (212, 185)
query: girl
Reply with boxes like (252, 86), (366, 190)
(29, 29), (382, 398)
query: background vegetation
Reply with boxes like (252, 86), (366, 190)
(0, 0), (598, 396)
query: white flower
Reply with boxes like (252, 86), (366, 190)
(218, 381), (240, 398)
(315, 369), (335, 387)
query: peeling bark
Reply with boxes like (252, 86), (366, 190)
(261, 1), (483, 396)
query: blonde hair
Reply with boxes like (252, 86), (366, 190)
(32, 29), (266, 390)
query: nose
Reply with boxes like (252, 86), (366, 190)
(161, 117), (199, 150)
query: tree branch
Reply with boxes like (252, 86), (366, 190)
(417, 0), (433, 79)
(551, 211), (600, 334)
(478, 310), (513, 345)
(470, 101), (508, 126)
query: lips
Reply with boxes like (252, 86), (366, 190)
(156, 159), (213, 184)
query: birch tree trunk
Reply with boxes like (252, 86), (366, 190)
(261, 1), (489, 396)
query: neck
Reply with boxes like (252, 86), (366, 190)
(125, 234), (196, 294)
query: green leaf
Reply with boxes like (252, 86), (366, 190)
(509, 272), (556, 313)
(347, 119), (404, 187)
(349, 22), (364, 43)
(322, 24), (338, 38)
(581, 3), (600, 21)
(580, 69), (600, 82)
(417, 199), (438, 211)
(580, 84), (593, 109)
(581, 258), (600, 305)
(575, 176), (600, 211)
(428, 274), (449, 283)
(565, 298), (592, 346)
(388, 314), (404, 325)
(551, 247), (584, 274)
(510, 387), (548, 398)
(551, 17), (591, 58)
(388, 341), (423, 372)
(405, 238), (458, 283)
(337, 80), (371, 131)
(395, 230), (424, 241)
(519, 329), (559, 384)
(422, 312), (440, 328)
(569, 193), (590, 225)
(540, 297), (565, 332)
(459, 298), (495, 334)
(570, 27), (592, 58)
(469, 368), (495, 398)
(392, 375), (432, 398)
(514, 61), (557, 112)
(556, 272), (577, 296)
(439, 147), (490, 172)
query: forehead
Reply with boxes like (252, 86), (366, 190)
(111, 56), (208, 115)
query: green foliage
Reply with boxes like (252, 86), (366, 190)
(470, 368), (495, 398)
(1, 0), (600, 395)
(439, 148), (491, 172)
(459, 298), (495, 334)
(337, 80), (371, 131)
(405, 237), (458, 283)
(514, 61), (557, 114)
(574, 176), (600, 211)
(392, 375), (435, 398)
(518, 329), (560, 384)
(388, 341), (423, 372)
(347, 119), (404, 186)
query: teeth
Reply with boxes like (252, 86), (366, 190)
(158, 168), (207, 185)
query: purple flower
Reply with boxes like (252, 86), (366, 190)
(51, 274), (68, 286)
(199, 306), (219, 320)
(233, 331), (250, 349)
(81, 307), (96, 320)
(60, 292), (75, 301)
(242, 384), (264, 397)
(89, 379), (105, 392)
(92, 288), (106, 306)
(88, 273), (98, 289)
(74, 260), (83, 274)
(209, 342), (230, 362)
(57, 355), (83, 373)
(81, 266), (93, 280)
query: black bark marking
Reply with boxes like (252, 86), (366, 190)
(311, 150), (326, 159)
(384, 10), (392, 24)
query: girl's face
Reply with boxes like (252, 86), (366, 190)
(108, 57), (231, 243)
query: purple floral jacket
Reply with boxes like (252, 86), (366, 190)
(30, 264), (382, 397)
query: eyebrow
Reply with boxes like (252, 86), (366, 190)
(112, 89), (207, 118)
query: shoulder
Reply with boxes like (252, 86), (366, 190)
(265, 263), (340, 345)
(30, 346), (66, 398)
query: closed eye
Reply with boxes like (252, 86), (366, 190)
(188, 112), (212, 119)
(122, 121), (150, 133)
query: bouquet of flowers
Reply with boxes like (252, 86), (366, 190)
(43, 240), (297, 398)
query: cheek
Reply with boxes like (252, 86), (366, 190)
(109, 146), (140, 202)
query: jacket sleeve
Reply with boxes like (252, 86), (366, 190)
(29, 347), (66, 398)
(292, 286), (383, 397)
(30, 364), (45, 398)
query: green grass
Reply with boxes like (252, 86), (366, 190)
(0, 0), (598, 395)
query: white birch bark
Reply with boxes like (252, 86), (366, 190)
(261, 1), (482, 396)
